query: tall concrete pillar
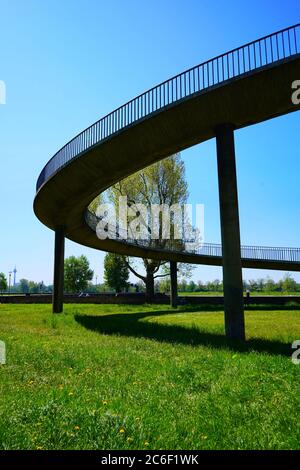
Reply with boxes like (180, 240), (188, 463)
(170, 261), (178, 308)
(53, 226), (65, 313)
(216, 124), (245, 340)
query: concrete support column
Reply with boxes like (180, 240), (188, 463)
(216, 124), (245, 340)
(170, 261), (178, 308)
(53, 226), (65, 313)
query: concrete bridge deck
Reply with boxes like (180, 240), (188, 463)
(34, 24), (300, 337)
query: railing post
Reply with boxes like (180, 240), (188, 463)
(53, 226), (65, 313)
(216, 124), (245, 341)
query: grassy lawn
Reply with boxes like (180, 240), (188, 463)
(0, 303), (300, 450)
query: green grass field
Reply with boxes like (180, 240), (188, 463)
(1, 304), (300, 450)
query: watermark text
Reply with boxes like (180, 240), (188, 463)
(291, 80), (300, 105)
(291, 340), (300, 364)
(0, 341), (6, 365)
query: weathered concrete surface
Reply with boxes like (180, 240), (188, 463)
(52, 227), (65, 313)
(216, 124), (245, 340)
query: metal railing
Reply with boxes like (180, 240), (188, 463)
(36, 24), (300, 191)
(85, 209), (300, 264)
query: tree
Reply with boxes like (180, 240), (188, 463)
(104, 253), (129, 293)
(196, 280), (205, 292)
(263, 277), (276, 293)
(64, 255), (94, 293)
(179, 279), (188, 292)
(0, 273), (7, 293)
(159, 277), (171, 294)
(281, 273), (297, 293)
(28, 281), (40, 293)
(19, 278), (29, 294)
(98, 154), (190, 300)
(187, 280), (196, 292)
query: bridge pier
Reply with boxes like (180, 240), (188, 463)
(53, 226), (65, 313)
(216, 124), (245, 341)
(170, 261), (178, 308)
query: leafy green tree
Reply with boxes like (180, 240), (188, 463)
(19, 278), (29, 294)
(96, 154), (189, 300)
(28, 281), (42, 294)
(187, 280), (196, 292)
(248, 280), (258, 291)
(159, 277), (171, 293)
(0, 273), (7, 293)
(281, 273), (297, 293)
(104, 253), (129, 293)
(179, 279), (188, 292)
(263, 277), (276, 292)
(196, 280), (205, 292)
(64, 255), (94, 293)
(211, 279), (222, 292)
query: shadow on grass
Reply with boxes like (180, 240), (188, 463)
(74, 308), (295, 357)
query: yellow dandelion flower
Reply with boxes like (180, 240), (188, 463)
(119, 427), (125, 434)
(201, 435), (208, 440)
(127, 437), (133, 443)
(144, 441), (149, 447)
(28, 380), (34, 385)
(74, 425), (80, 430)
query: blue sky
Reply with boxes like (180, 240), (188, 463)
(0, 0), (299, 285)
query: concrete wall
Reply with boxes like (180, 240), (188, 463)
(1, 294), (300, 306)
(0, 293), (169, 305)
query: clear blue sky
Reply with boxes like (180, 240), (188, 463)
(1, 0), (300, 285)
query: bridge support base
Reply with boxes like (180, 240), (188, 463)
(170, 261), (178, 308)
(216, 124), (245, 341)
(53, 226), (65, 313)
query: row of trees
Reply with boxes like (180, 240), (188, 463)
(102, 259), (300, 294)
(0, 256), (94, 295)
(164, 273), (300, 293)
(1, 263), (299, 295)
(0, 276), (53, 294)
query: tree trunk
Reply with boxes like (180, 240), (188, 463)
(145, 271), (155, 302)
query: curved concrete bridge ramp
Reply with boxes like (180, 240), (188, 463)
(34, 25), (300, 338)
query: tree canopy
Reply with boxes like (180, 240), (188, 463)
(104, 253), (129, 293)
(0, 273), (7, 293)
(102, 154), (189, 298)
(64, 255), (94, 293)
